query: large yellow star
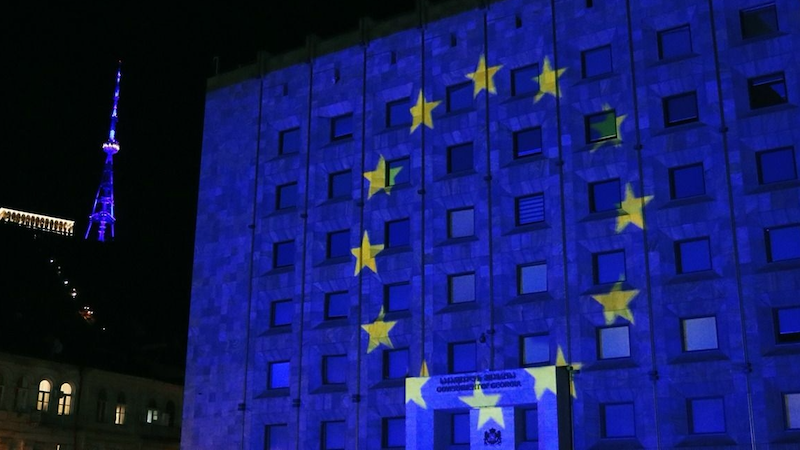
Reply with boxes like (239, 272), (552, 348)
(525, 346), (582, 400)
(459, 378), (505, 429)
(361, 306), (397, 353)
(405, 377), (429, 409)
(351, 230), (384, 275)
(616, 183), (653, 232)
(465, 54), (502, 97)
(409, 89), (441, 133)
(534, 56), (566, 103)
(590, 282), (639, 325)
(363, 155), (402, 199)
(419, 359), (429, 377)
(590, 104), (627, 152)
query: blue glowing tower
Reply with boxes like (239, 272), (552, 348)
(86, 62), (122, 242)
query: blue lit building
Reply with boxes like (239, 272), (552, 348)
(182, 1), (800, 448)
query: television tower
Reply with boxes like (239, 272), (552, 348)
(85, 62), (122, 242)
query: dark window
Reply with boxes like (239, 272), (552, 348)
(582, 45), (612, 78)
(383, 348), (409, 379)
(276, 182), (297, 210)
(382, 416), (406, 448)
(322, 421), (345, 450)
(658, 25), (692, 60)
(385, 219), (410, 248)
(449, 341), (477, 374)
(327, 230), (350, 259)
(331, 114), (353, 141)
(520, 334), (549, 367)
(675, 238), (712, 273)
(451, 412), (470, 445)
(273, 241), (295, 268)
(785, 393), (800, 429)
(740, 3), (778, 39)
(512, 64), (539, 96)
(447, 82), (473, 112)
(516, 194), (545, 225)
(271, 299), (292, 327)
(449, 272), (475, 304)
(775, 307), (800, 343)
(385, 282), (410, 312)
(323, 355), (347, 385)
(589, 179), (621, 212)
(518, 263), (547, 294)
(268, 361), (289, 389)
(749, 73), (788, 109)
(586, 110), (618, 143)
(386, 98), (411, 128)
(670, 163), (705, 199)
(387, 157), (410, 186)
(447, 142), (474, 174)
(766, 225), (800, 262)
(682, 316), (719, 351)
(663, 92), (699, 126)
(514, 127), (543, 158)
(598, 326), (631, 359)
(594, 250), (626, 284)
(265, 424), (289, 450)
(325, 291), (349, 320)
(757, 148), (797, 184)
(519, 407), (538, 442)
(448, 207), (474, 238)
(688, 397), (726, 434)
(279, 128), (300, 155)
(328, 170), (351, 199)
(602, 403), (636, 438)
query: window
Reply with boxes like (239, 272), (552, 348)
(658, 25), (692, 60)
(448, 272), (475, 304)
(775, 307), (800, 343)
(688, 397), (726, 434)
(271, 299), (292, 327)
(512, 64), (539, 96)
(447, 142), (474, 174)
(682, 317), (719, 351)
(518, 407), (538, 443)
(748, 73), (787, 109)
(273, 240), (295, 268)
(384, 282), (410, 312)
(325, 291), (349, 320)
(602, 403), (635, 437)
(520, 334), (549, 367)
(518, 263), (547, 294)
(115, 394), (126, 425)
(448, 207), (474, 238)
(757, 147), (797, 184)
(322, 420), (346, 450)
(279, 128), (300, 155)
(582, 45), (612, 78)
(328, 170), (351, 199)
(447, 82), (473, 112)
(740, 3), (778, 39)
(383, 348), (409, 379)
(514, 127), (543, 158)
(36, 379), (50, 411)
(327, 230), (350, 259)
(385, 219), (410, 248)
(382, 417), (406, 448)
(265, 424), (289, 450)
(323, 355), (347, 385)
(598, 326), (631, 359)
(669, 163), (705, 199)
(766, 225), (800, 262)
(268, 361), (290, 389)
(451, 412), (471, 445)
(675, 238), (711, 273)
(784, 393), (800, 429)
(663, 92), (699, 126)
(276, 182), (297, 210)
(449, 341), (477, 374)
(386, 98), (411, 127)
(331, 114), (353, 140)
(516, 194), (545, 225)
(585, 110), (618, 143)
(387, 157), (410, 186)
(57, 383), (71, 416)
(146, 401), (159, 424)
(589, 179), (621, 212)
(594, 250), (626, 284)
(96, 390), (107, 423)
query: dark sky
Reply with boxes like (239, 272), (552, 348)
(1, 1), (416, 382)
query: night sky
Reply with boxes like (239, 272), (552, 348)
(1, 1), (415, 382)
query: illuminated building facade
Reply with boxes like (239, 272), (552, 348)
(183, 0), (800, 448)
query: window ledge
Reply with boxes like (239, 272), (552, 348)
(668, 349), (728, 365)
(266, 206), (298, 218)
(580, 209), (622, 223)
(266, 266), (294, 276)
(314, 318), (351, 330)
(315, 256), (350, 268)
(771, 430), (800, 444)
(747, 179), (800, 195)
(582, 282), (635, 297)
(381, 246), (412, 256)
(576, 138), (623, 154)
(270, 151), (300, 161)
(757, 259), (800, 274)
(584, 358), (638, 372)
(312, 385), (348, 395)
(317, 196), (352, 207)
(762, 343), (800, 357)
(667, 270), (720, 285)
(507, 292), (552, 305)
(256, 388), (289, 399)
(738, 102), (795, 119)
(574, 71), (618, 85)
(441, 107), (476, 117)
(370, 379), (406, 390)
(383, 310), (412, 321)
(505, 221), (550, 236)
(658, 195), (714, 209)
(674, 433), (736, 447)
(649, 52), (700, 67)
(436, 301), (479, 315)
(736, 31), (788, 46)
(438, 235), (479, 246)
(437, 169), (479, 181)
(653, 121), (705, 136)
(260, 326), (292, 337)
(589, 438), (644, 450)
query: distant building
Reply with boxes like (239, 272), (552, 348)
(184, 0), (800, 448)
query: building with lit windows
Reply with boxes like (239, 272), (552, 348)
(183, 0), (800, 448)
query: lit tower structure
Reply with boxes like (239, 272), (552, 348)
(85, 62), (122, 242)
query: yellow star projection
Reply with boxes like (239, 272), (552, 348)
(351, 230), (384, 275)
(361, 306), (397, 353)
(406, 377), (429, 409)
(459, 378), (505, 429)
(465, 54), (502, 97)
(590, 281), (639, 325)
(409, 89), (441, 133)
(363, 155), (402, 199)
(616, 183), (653, 233)
(590, 104), (627, 152)
(534, 56), (566, 103)
(525, 346), (582, 400)
(419, 359), (430, 377)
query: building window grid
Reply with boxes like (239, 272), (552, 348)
(331, 114), (353, 141)
(383, 348), (409, 380)
(451, 412), (471, 444)
(516, 194), (545, 225)
(276, 182), (297, 210)
(325, 291), (349, 320)
(386, 157), (410, 187)
(593, 250), (626, 285)
(323, 355), (347, 385)
(757, 147), (797, 185)
(601, 402), (636, 438)
(765, 225), (800, 262)
(663, 92), (699, 127)
(327, 230), (350, 259)
(589, 178), (621, 213)
(774, 306), (800, 344)
(265, 424), (289, 450)
(270, 299), (292, 328)
(688, 397), (726, 434)
(669, 163), (705, 199)
(273, 240), (295, 269)
(57, 383), (72, 416)
(382, 416), (406, 448)
(520, 334), (550, 367)
(447, 207), (475, 238)
(268, 361), (290, 390)
(784, 392), (800, 429)
(681, 316), (719, 352)
(675, 237), (712, 274)
(581, 44), (613, 78)
(322, 420), (346, 450)
(598, 326), (631, 359)
(518, 263), (547, 295)
(585, 110), (618, 143)
(748, 72), (787, 109)
(512, 64), (539, 96)
(36, 379), (50, 411)
(328, 170), (351, 199)
(740, 3), (778, 39)
(386, 98), (411, 128)
(448, 272), (476, 304)
(449, 341), (477, 374)
(447, 142), (474, 174)
(514, 127), (543, 158)
(658, 24), (692, 60)
(384, 282), (410, 312)
(447, 82), (473, 112)
(279, 128), (300, 155)
(385, 218), (410, 249)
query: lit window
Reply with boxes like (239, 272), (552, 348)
(327, 230), (350, 259)
(757, 148), (797, 184)
(512, 64), (539, 96)
(663, 92), (699, 126)
(589, 179), (621, 212)
(384, 282), (410, 312)
(146, 401), (159, 424)
(602, 403), (635, 437)
(594, 250), (626, 284)
(265, 424), (289, 450)
(447, 142), (474, 174)
(682, 316), (719, 351)
(273, 240), (295, 268)
(36, 379), (51, 411)
(740, 3), (778, 39)
(385, 219), (410, 248)
(449, 341), (477, 374)
(276, 182), (297, 210)
(57, 383), (72, 416)
(518, 263), (547, 294)
(331, 114), (353, 141)
(115, 394), (126, 425)
(581, 45), (612, 78)
(766, 225), (800, 262)
(386, 98), (411, 128)
(748, 73), (787, 109)
(451, 412), (471, 445)
(669, 163), (705, 199)
(448, 207), (474, 238)
(514, 127), (543, 158)
(775, 307), (800, 344)
(675, 238), (711, 273)
(784, 393), (800, 429)
(585, 110), (618, 143)
(449, 272), (475, 304)
(688, 397), (726, 434)
(328, 170), (351, 199)
(325, 291), (349, 320)
(269, 361), (290, 389)
(516, 194), (545, 225)
(520, 334), (549, 367)
(322, 420), (346, 450)
(383, 348), (409, 379)
(658, 25), (692, 60)
(323, 355), (347, 385)
(279, 128), (301, 155)
(447, 82), (473, 112)
(382, 416), (406, 448)
(271, 299), (292, 328)
(387, 157), (410, 186)
(598, 326), (631, 359)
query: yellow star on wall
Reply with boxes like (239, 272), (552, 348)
(361, 306), (397, 353)
(351, 230), (384, 275)
(419, 359), (430, 377)
(459, 379), (505, 429)
(363, 155), (402, 199)
(525, 346), (582, 400)
(616, 183), (653, 232)
(409, 89), (441, 133)
(465, 54), (502, 97)
(406, 377), (429, 409)
(590, 104), (627, 152)
(590, 282), (639, 325)
(534, 56), (566, 103)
